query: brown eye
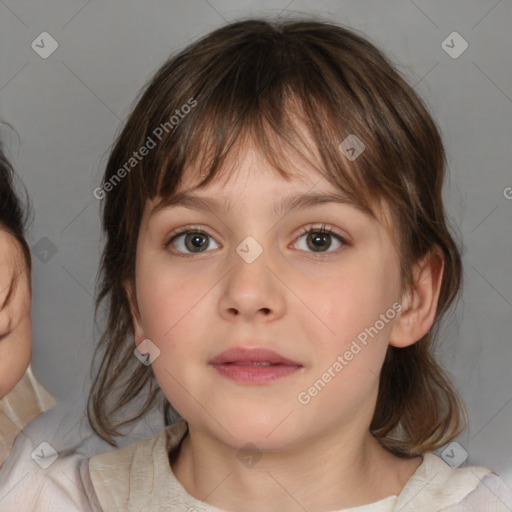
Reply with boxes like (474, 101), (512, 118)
(167, 228), (219, 255)
(294, 225), (348, 254)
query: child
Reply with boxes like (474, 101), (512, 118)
(0, 139), (56, 467)
(81, 17), (511, 511)
(0, 137), (103, 511)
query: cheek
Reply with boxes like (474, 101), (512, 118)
(136, 264), (211, 414)
(0, 306), (10, 333)
(136, 258), (210, 352)
(295, 255), (399, 362)
(0, 317), (32, 398)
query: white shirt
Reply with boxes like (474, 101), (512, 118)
(88, 420), (512, 512)
(0, 365), (56, 467)
(1, 416), (511, 511)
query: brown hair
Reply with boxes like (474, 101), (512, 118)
(0, 132), (32, 308)
(88, 16), (466, 455)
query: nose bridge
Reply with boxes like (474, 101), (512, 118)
(218, 232), (284, 318)
(230, 233), (271, 290)
(235, 234), (266, 265)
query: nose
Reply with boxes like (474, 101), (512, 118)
(217, 242), (286, 322)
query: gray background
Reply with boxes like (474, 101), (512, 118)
(1, 0), (511, 483)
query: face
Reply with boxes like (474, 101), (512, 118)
(0, 229), (32, 398)
(129, 142), (405, 451)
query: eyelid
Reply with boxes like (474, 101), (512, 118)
(165, 224), (212, 243)
(295, 223), (351, 246)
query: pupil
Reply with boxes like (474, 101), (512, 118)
(308, 233), (330, 252)
(186, 233), (207, 252)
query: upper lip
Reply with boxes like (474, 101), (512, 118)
(209, 347), (302, 366)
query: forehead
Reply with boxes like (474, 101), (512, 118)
(150, 142), (368, 218)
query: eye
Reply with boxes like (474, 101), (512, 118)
(165, 223), (349, 257)
(293, 224), (349, 254)
(166, 225), (219, 255)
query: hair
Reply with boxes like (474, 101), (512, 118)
(0, 131), (32, 310)
(88, 16), (467, 455)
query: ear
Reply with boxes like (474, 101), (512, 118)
(389, 247), (444, 348)
(123, 278), (146, 346)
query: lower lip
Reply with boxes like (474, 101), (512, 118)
(210, 363), (301, 384)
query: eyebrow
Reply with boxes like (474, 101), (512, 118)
(151, 191), (368, 218)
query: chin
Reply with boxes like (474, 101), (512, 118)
(199, 410), (305, 452)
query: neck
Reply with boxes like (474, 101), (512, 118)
(170, 422), (419, 512)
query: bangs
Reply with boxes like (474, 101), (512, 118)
(158, 96), (375, 218)
(132, 25), (389, 216)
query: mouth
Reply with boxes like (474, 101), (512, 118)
(209, 347), (302, 384)
(227, 362), (282, 366)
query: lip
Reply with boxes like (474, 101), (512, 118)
(209, 347), (303, 385)
(209, 347), (301, 366)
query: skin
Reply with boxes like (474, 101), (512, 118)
(0, 229), (32, 399)
(126, 140), (444, 511)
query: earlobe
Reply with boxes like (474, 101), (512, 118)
(389, 248), (444, 348)
(123, 278), (145, 344)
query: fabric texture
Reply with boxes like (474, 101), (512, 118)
(89, 419), (512, 511)
(0, 365), (56, 467)
(0, 449), (102, 512)
(0, 394), (164, 511)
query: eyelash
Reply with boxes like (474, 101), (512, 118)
(165, 224), (350, 258)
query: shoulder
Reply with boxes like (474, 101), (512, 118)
(442, 472), (512, 511)
(89, 420), (187, 511)
(0, 365), (56, 467)
(88, 427), (164, 486)
(0, 400), (113, 512)
(0, 400), (165, 511)
(395, 452), (512, 511)
(0, 449), (101, 511)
